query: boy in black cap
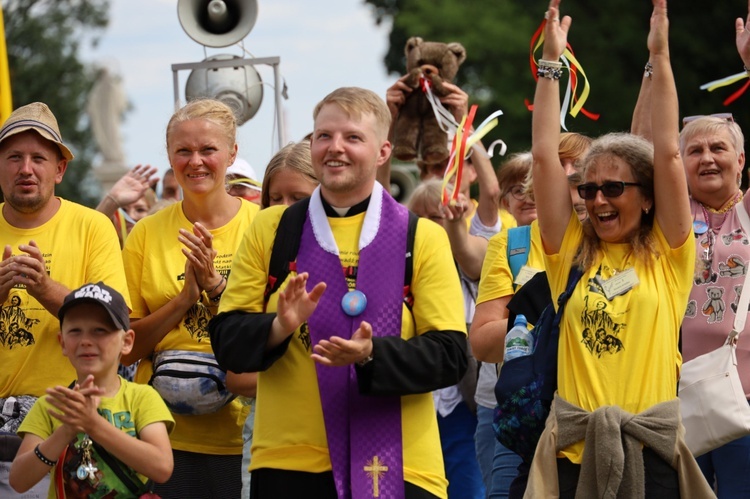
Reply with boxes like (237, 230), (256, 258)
(8, 282), (174, 497)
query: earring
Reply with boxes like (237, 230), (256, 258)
(644, 208), (650, 215)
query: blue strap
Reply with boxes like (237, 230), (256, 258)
(507, 225), (532, 280)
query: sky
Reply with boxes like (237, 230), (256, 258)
(80, 0), (395, 184)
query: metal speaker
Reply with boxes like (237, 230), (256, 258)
(177, 0), (258, 48)
(185, 54), (264, 126)
(389, 164), (418, 204)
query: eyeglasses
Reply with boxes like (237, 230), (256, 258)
(506, 184), (527, 201)
(577, 181), (642, 200)
(682, 113), (734, 127)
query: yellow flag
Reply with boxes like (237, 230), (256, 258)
(0, 6), (12, 123)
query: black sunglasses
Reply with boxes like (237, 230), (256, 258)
(577, 181), (642, 200)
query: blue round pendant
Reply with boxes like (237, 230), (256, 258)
(693, 220), (709, 235)
(341, 290), (367, 317)
(76, 465), (88, 480)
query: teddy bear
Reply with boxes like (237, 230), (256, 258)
(392, 37), (467, 167)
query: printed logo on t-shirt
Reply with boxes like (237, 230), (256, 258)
(580, 295), (625, 358)
(0, 294), (40, 350)
(184, 302), (212, 342)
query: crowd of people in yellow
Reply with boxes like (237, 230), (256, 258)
(1, 1), (750, 498)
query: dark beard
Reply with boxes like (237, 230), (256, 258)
(5, 193), (46, 214)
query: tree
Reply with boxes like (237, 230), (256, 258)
(366, 0), (750, 158)
(3, 0), (110, 206)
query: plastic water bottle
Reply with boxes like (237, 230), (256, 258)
(504, 314), (533, 361)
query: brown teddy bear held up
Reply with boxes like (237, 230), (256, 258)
(392, 36), (467, 167)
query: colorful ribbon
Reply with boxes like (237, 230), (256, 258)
(419, 75), (460, 135)
(527, 20), (600, 130)
(439, 106), (506, 206)
(700, 71), (750, 106)
(114, 209), (128, 245)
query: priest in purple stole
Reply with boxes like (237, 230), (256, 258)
(210, 87), (469, 499)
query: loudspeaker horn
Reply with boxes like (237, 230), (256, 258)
(389, 164), (418, 204)
(185, 54), (264, 126)
(177, 0), (258, 48)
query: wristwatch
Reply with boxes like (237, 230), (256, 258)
(356, 353), (374, 367)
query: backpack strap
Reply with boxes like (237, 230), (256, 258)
(264, 197), (311, 309)
(402, 211), (419, 308)
(507, 225), (532, 281)
(538, 266), (584, 400)
(556, 267), (584, 310)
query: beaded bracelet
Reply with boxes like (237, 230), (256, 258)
(644, 62), (654, 79)
(537, 66), (563, 80)
(34, 444), (57, 466)
(537, 59), (563, 80)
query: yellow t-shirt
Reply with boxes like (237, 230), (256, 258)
(219, 205), (467, 499)
(465, 199), (517, 231)
(499, 207), (517, 231)
(545, 213), (695, 463)
(0, 199), (130, 398)
(123, 200), (258, 455)
(476, 221), (545, 306)
(18, 377), (174, 499)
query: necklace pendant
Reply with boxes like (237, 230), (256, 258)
(341, 290), (367, 317)
(693, 220), (708, 235)
(76, 464), (89, 481)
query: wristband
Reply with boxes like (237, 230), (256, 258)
(207, 276), (226, 302)
(106, 194), (121, 209)
(538, 59), (563, 69)
(207, 276), (224, 295)
(34, 444), (57, 466)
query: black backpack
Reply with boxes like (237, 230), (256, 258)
(492, 267), (583, 462)
(263, 198), (419, 308)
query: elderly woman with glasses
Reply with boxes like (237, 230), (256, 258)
(522, 0), (714, 497)
(663, 6), (750, 495)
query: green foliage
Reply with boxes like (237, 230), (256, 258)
(3, 0), (110, 206)
(365, 0), (750, 161)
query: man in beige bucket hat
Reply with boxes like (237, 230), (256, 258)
(0, 102), (131, 496)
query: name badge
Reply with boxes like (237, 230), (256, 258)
(597, 267), (639, 300)
(514, 265), (542, 287)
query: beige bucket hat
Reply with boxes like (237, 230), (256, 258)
(0, 102), (74, 160)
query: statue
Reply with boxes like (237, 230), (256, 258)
(87, 67), (128, 192)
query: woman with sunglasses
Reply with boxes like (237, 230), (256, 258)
(469, 135), (589, 498)
(523, 0), (712, 496)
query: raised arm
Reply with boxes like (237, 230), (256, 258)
(531, 0), (573, 254)
(443, 196), (490, 280)
(378, 76), (412, 189)
(471, 142), (501, 228)
(630, 63), (653, 141)
(649, 0), (692, 248)
(736, 1), (750, 69)
(95, 164), (159, 218)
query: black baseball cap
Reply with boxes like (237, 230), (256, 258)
(58, 282), (130, 331)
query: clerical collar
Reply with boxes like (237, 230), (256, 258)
(320, 195), (371, 218)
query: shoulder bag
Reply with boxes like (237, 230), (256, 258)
(678, 201), (750, 456)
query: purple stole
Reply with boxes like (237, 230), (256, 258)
(297, 183), (407, 499)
